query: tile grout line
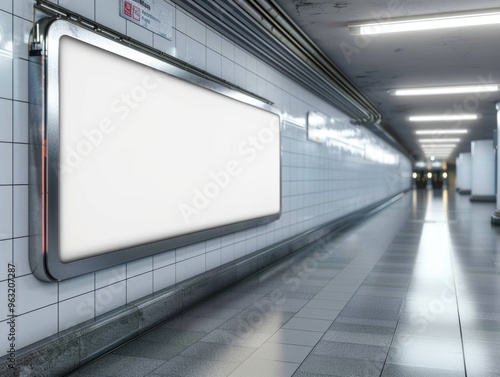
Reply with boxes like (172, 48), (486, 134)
(447, 230), (469, 377)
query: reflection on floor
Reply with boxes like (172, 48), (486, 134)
(67, 189), (500, 377)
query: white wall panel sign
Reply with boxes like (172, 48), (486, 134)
(119, 0), (173, 40)
(29, 18), (281, 281)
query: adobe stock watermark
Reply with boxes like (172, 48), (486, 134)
(52, 69), (165, 176)
(340, 0), (404, 64)
(178, 117), (280, 223)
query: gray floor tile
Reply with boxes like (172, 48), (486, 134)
(463, 340), (500, 374)
(298, 355), (384, 377)
(267, 329), (323, 346)
(283, 317), (332, 332)
(206, 292), (265, 309)
(229, 358), (299, 377)
(179, 342), (255, 363)
(199, 329), (271, 347)
(466, 371), (500, 377)
(386, 335), (464, 371)
(218, 316), (288, 334)
(347, 295), (404, 311)
(312, 340), (388, 362)
(328, 321), (396, 335)
(355, 286), (407, 298)
(141, 328), (208, 346)
(320, 284), (359, 293)
(305, 299), (346, 310)
(313, 291), (353, 301)
(335, 316), (398, 328)
(322, 329), (393, 347)
(339, 306), (401, 321)
(294, 308), (341, 320)
(186, 305), (243, 319)
(292, 372), (339, 377)
(149, 356), (238, 377)
(381, 363), (465, 377)
(79, 354), (164, 377)
(113, 340), (186, 360)
(161, 315), (228, 332)
(250, 343), (312, 363)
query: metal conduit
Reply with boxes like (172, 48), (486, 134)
(172, 0), (372, 121)
(171, 0), (413, 156)
(243, 0), (381, 122)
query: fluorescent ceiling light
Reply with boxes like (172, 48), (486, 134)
(410, 114), (478, 122)
(419, 138), (461, 143)
(420, 144), (456, 148)
(390, 84), (499, 96)
(425, 148), (452, 150)
(423, 149), (453, 151)
(416, 129), (468, 135)
(422, 148), (455, 151)
(349, 9), (500, 35)
(422, 150), (455, 153)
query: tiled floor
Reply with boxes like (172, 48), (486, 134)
(67, 189), (500, 377)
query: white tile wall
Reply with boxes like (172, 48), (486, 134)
(0, 55), (13, 99)
(0, 240), (12, 281)
(94, 280), (126, 316)
(0, 0), (411, 357)
(0, 143), (12, 184)
(59, 273), (95, 301)
(126, 272), (153, 303)
(13, 16), (31, 60)
(153, 263), (175, 291)
(59, 0), (95, 20)
(0, 99), (12, 141)
(0, 0), (11, 13)
(13, 0), (32, 21)
(16, 274), (57, 315)
(0, 186), (12, 240)
(0, 10), (13, 53)
(59, 292), (94, 331)
(127, 256), (153, 278)
(13, 236), (29, 276)
(13, 185), (28, 238)
(16, 304), (58, 350)
(95, 0), (125, 34)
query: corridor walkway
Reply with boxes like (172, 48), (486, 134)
(68, 189), (500, 377)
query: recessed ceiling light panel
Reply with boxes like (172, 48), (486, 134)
(419, 138), (461, 143)
(349, 9), (500, 35)
(410, 115), (478, 122)
(416, 130), (468, 135)
(390, 84), (499, 96)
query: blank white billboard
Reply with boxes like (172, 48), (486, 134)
(29, 19), (281, 281)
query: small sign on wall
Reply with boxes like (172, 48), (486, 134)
(119, 0), (173, 40)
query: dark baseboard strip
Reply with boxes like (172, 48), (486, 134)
(0, 191), (407, 377)
(470, 195), (496, 202)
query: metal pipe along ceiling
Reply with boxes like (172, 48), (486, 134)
(172, 0), (381, 124)
(245, 0), (382, 120)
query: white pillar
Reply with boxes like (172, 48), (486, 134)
(492, 103), (500, 224)
(471, 140), (495, 201)
(455, 156), (460, 192)
(458, 152), (472, 195)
